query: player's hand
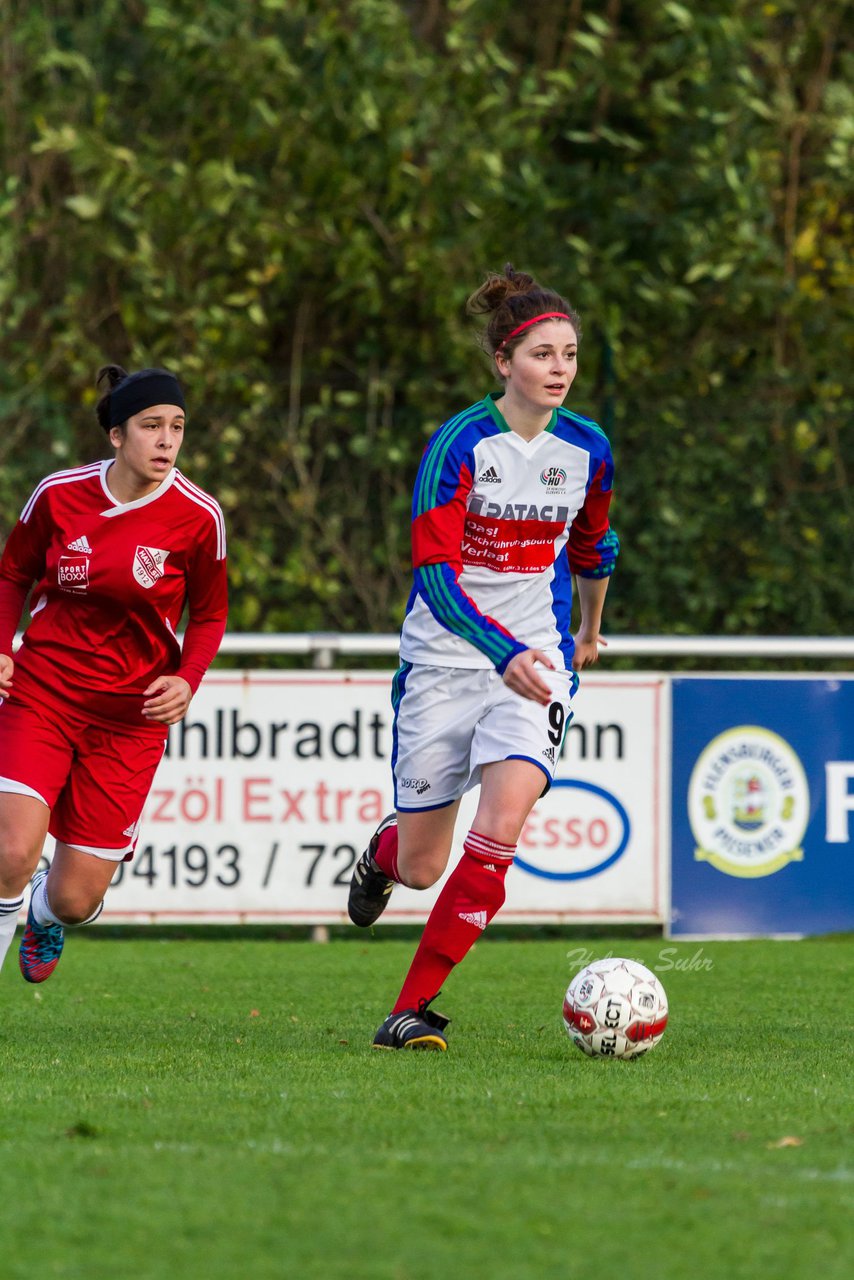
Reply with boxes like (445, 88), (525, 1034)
(503, 649), (554, 705)
(0, 654), (13, 699)
(572, 631), (608, 671)
(141, 675), (193, 725)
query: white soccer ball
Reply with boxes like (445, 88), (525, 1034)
(563, 957), (668, 1059)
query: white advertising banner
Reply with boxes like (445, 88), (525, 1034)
(63, 670), (667, 924)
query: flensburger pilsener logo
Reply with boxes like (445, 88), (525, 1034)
(688, 726), (809, 878)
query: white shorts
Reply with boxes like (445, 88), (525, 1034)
(391, 661), (579, 811)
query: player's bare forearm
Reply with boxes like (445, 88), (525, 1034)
(573, 576), (611, 670)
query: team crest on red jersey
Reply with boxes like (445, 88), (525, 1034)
(133, 545), (169, 589)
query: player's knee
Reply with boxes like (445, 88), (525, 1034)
(47, 885), (99, 925)
(399, 861), (444, 891)
(402, 870), (440, 890)
(0, 843), (43, 894)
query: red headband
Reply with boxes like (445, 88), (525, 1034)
(495, 312), (572, 354)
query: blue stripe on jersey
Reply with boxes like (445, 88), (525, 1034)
(555, 410), (615, 489)
(550, 551), (576, 669)
(414, 400), (492, 517)
(588, 527), (620, 578)
(556, 406), (612, 446)
(584, 435), (615, 492)
(415, 563), (524, 672)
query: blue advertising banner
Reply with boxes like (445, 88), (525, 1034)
(670, 677), (854, 937)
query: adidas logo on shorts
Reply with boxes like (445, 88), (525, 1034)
(542, 746), (556, 764)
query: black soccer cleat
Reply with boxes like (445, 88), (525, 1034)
(372, 997), (450, 1051)
(348, 813), (398, 927)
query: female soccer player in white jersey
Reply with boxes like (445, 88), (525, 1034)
(348, 265), (618, 1050)
(0, 365), (228, 982)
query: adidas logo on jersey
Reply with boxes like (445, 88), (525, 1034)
(67, 535), (92, 553)
(458, 909), (488, 930)
(477, 466), (502, 484)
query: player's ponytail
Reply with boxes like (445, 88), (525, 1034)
(95, 364), (130, 433)
(466, 263), (581, 359)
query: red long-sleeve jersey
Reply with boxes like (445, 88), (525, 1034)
(0, 461), (228, 728)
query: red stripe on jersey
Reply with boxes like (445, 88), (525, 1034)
(461, 513), (562, 574)
(566, 459), (612, 572)
(411, 465), (472, 568)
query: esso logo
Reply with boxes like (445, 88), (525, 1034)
(515, 780), (630, 880)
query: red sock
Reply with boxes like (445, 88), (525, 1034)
(391, 830), (515, 1014)
(371, 821), (401, 882)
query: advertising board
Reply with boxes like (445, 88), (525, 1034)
(49, 670), (668, 924)
(670, 677), (854, 937)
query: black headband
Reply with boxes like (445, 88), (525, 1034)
(109, 368), (185, 427)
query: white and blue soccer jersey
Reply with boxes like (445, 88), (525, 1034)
(399, 393), (619, 673)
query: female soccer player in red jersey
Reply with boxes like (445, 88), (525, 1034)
(348, 266), (619, 1049)
(0, 365), (228, 981)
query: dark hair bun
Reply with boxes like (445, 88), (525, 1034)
(466, 265), (580, 356)
(95, 364), (129, 432)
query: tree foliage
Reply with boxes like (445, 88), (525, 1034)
(1, 0), (851, 637)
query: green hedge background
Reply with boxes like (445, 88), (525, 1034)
(1, 0), (851, 638)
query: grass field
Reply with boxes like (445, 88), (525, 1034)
(1, 929), (851, 1280)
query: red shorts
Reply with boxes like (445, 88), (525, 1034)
(0, 694), (166, 859)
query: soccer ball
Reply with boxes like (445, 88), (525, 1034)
(563, 957), (668, 1059)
